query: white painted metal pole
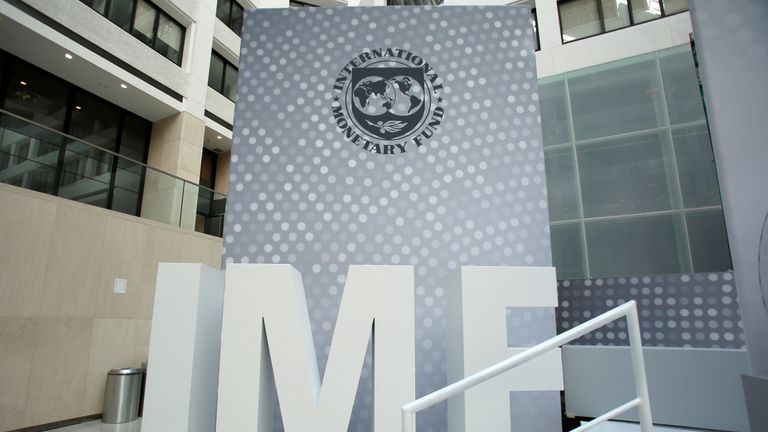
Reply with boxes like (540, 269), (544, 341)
(626, 307), (654, 432)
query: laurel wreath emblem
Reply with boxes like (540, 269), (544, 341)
(366, 120), (407, 134)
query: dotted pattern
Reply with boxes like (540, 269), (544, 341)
(224, 5), (557, 432)
(557, 272), (746, 349)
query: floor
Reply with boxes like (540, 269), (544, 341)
(47, 419), (714, 432)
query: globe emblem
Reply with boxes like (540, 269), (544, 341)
(352, 76), (425, 117)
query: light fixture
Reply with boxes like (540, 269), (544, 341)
(19, 80), (27, 86)
(120, 83), (128, 89)
(64, 53), (73, 60)
(217, 135), (222, 140)
(75, 105), (82, 110)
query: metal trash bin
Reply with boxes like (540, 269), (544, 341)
(102, 368), (142, 424)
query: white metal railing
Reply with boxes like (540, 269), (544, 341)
(401, 300), (653, 432)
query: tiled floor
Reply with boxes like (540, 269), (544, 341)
(47, 419), (713, 432)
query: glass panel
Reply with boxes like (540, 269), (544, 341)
(577, 131), (676, 218)
(82, 0), (108, 14)
(531, 8), (539, 51)
(586, 214), (689, 277)
(539, 76), (571, 147)
(155, 14), (183, 64)
(216, 0), (232, 24)
(568, 54), (665, 140)
(199, 151), (216, 189)
(108, 0), (135, 30)
(663, 0), (688, 14)
(140, 168), (185, 226)
(672, 125), (721, 208)
(132, 0), (157, 46)
(686, 210), (732, 272)
(208, 54), (225, 91)
(600, 0), (630, 31)
(119, 114), (150, 162)
(631, 0), (663, 23)
(223, 64), (239, 101)
(559, 0), (601, 42)
(4, 61), (69, 130)
(551, 223), (587, 279)
(58, 141), (112, 208)
(69, 91), (120, 151)
(658, 45), (706, 125)
(112, 158), (143, 216)
(0, 114), (60, 194)
(230, 2), (244, 36)
(545, 146), (580, 221)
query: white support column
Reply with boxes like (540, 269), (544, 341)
(534, 0), (563, 50)
(142, 263), (225, 432)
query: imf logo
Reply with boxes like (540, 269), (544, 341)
(332, 48), (445, 155)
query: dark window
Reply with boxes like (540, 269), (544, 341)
(3, 61), (69, 130)
(80, 0), (185, 65)
(208, 52), (239, 102)
(532, 8), (540, 51)
(216, 0), (245, 36)
(558, 0), (688, 44)
(199, 149), (217, 190)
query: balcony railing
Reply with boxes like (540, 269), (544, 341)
(0, 108), (226, 237)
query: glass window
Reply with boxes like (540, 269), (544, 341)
(586, 214), (689, 277)
(551, 223), (587, 279)
(112, 157), (143, 216)
(132, 0), (157, 46)
(631, 0), (663, 24)
(108, 0), (135, 30)
(531, 8), (540, 51)
(82, 0), (108, 14)
(69, 91), (120, 151)
(230, 2), (244, 36)
(223, 63), (239, 101)
(119, 114), (150, 162)
(568, 54), (665, 141)
(663, 0), (688, 14)
(673, 125), (722, 208)
(199, 150), (217, 189)
(208, 54), (225, 91)
(4, 61), (69, 130)
(539, 76), (571, 147)
(155, 14), (183, 64)
(559, 0), (601, 42)
(577, 131), (676, 218)
(545, 146), (580, 221)
(659, 45), (706, 125)
(217, 0), (232, 23)
(600, 0), (630, 31)
(686, 210), (732, 272)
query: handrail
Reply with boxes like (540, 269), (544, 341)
(0, 108), (222, 196)
(401, 300), (653, 432)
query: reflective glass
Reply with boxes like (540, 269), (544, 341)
(568, 54), (665, 141)
(539, 76), (571, 147)
(230, 2), (244, 36)
(223, 64), (239, 101)
(4, 61), (68, 130)
(208, 54), (225, 91)
(631, 0), (663, 23)
(672, 125), (721, 208)
(69, 91), (120, 151)
(600, 0), (630, 31)
(544, 146), (580, 221)
(686, 210), (732, 273)
(155, 14), (183, 64)
(58, 142), (112, 208)
(586, 214), (689, 277)
(82, 0), (108, 14)
(112, 158), (143, 216)
(578, 131), (676, 218)
(559, 0), (601, 42)
(108, 0), (135, 30)
(551, 223), (587, 279)
(659, 45), (706, 125)
(132, 0), (157, 46)
(663, 0), (688, 14)
(216, 0), (232, 23)
(119, 114), (150, 162)
(0, 115), (59, 194)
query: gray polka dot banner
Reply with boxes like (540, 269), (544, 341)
(557, 271), (745, 349)
(224, 5), (558, 432)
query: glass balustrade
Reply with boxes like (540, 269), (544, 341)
(0, 108), (226, 237)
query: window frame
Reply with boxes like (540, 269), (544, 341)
(216, 0), (245, 36)
(209, 51), (239, 102)
(80, 0), (186, 66)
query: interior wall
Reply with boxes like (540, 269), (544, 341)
(0, 183), (222, 431)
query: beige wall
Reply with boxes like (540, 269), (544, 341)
(0, 184), (222, 431)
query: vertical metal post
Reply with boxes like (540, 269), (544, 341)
(402, 409), (415, 432)
(626, 305), (654, 432)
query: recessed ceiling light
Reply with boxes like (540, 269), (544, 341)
(75, 105), (82, 110)
(120, 83), (128, 89)
(19, 80), (27, 86)
(216, 135), (222, 140)
(65, 53), (73, 60)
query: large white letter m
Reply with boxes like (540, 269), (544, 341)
(216, 264), (415, 432)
